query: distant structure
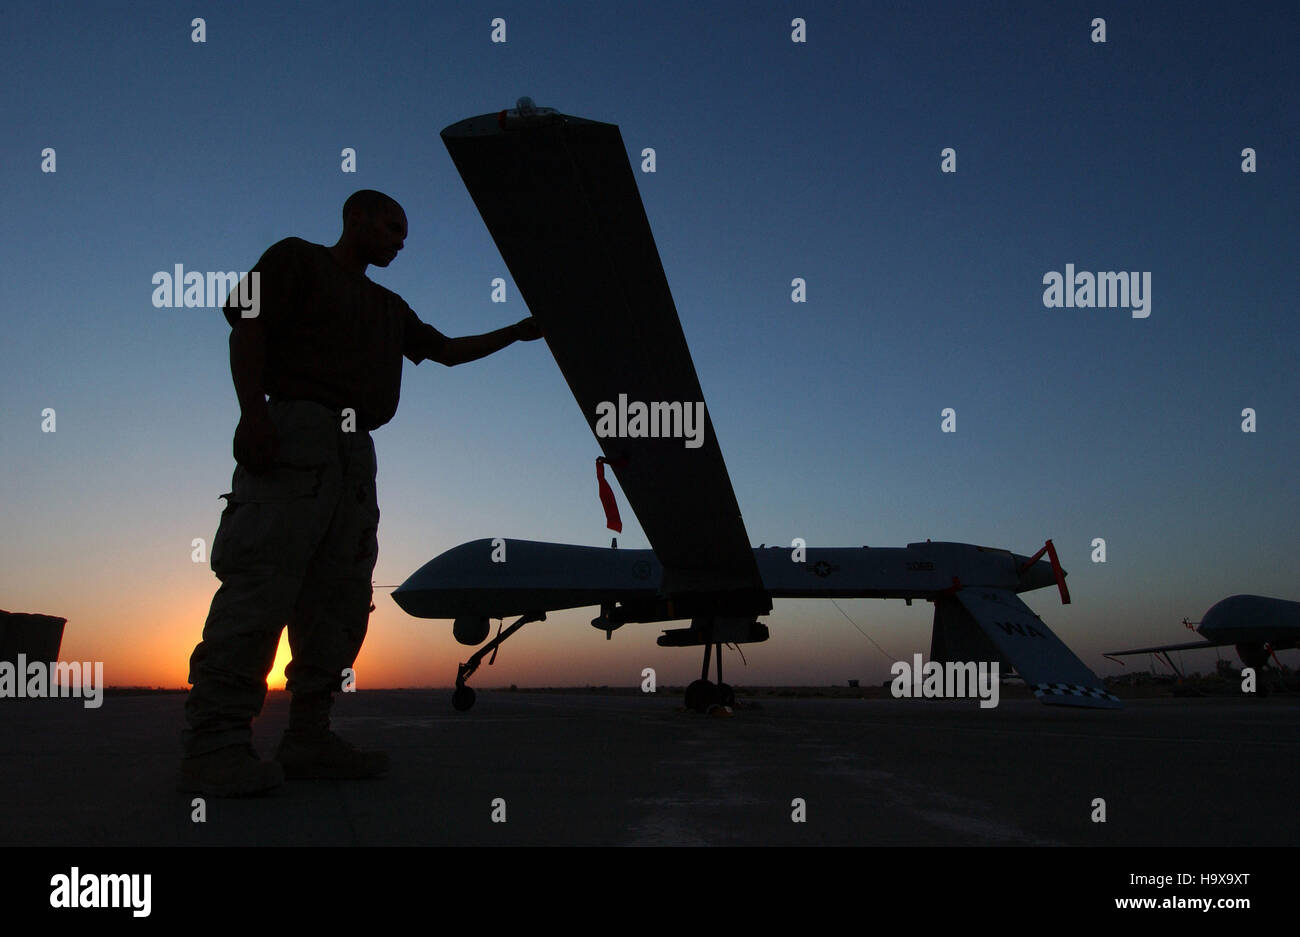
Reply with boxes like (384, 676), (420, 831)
(0, 610), (66, 667)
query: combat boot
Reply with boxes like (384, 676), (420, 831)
(274, 729), (389, 779)
(178, 744), (285, 797)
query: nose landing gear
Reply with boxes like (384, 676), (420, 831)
(450, 611), (546, 711)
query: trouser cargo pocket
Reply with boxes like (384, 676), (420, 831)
(210, 401), (340, 577)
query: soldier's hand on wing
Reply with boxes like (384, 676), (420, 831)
(234, 407), (279, 475)
(513, 317), (544, 341)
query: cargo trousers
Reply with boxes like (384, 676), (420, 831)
(183, 399), (379, 756)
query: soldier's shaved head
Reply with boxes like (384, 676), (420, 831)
(342, 189), (403, 228)
(332, 190), (407, 273)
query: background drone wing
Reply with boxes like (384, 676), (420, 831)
(1103, 640), (1226, 656)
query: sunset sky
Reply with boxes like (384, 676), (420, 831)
(2, 1), (1296, 691)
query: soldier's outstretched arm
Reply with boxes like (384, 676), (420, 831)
(427, 317), (542, 366)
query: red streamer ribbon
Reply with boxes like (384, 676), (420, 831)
(595, 456), (629, 532)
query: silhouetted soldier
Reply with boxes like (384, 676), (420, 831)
(181, 189), (541, 796)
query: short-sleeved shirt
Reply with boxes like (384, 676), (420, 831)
(222, 237), (445, 431)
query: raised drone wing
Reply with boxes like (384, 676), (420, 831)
(441, 107), (770, 619)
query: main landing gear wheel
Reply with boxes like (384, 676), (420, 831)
(451, 685), (476, 711)
(685, 679), (720, 713)
(683, 638), (739, 713)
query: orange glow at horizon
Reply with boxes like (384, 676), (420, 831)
(268, 630), (290, 690)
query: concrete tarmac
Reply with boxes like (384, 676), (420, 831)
(1, 689), (1294, 846)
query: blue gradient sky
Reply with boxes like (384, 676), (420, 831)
(2, 1), (1296, 688)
